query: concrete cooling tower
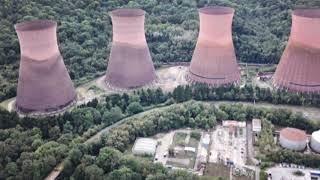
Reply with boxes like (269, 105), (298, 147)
(105, 8), (156, 89)
(15, 20), (76, 114)
(187, 6), (240, 86)
(273, 9), (320, 93)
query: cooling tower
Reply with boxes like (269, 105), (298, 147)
(105, 8), (156, 89)
(15, 20), (76, 113)
(273, 9), (320, 93)
(187, 6), (240, 86)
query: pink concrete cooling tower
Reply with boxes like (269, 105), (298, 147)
(15, 20), (76, 113)
(273, 9), (320, 93)
(187, 6), (240, 86)
(105, 8), (156, 89)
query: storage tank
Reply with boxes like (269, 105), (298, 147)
(279, 127), (307, 151)
(105, 8), (156, 89)
(187, 6), (240, 86)
(310, 130), (320, 153)
(273, 9), (320, 93)
(15, 20), (76, 114)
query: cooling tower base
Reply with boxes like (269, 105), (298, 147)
(15, 96), (77, 118)
(272, 79), (320, 94)
(105, 77), (158, 92)
(186, 71), (240, 87)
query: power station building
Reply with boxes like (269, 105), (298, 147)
(15, 20), (76, 114)
(105, 8), (156, 89)
(279, 127), (307, 151)
(273, 9), (320, 93)
(187, 6), (240, 86)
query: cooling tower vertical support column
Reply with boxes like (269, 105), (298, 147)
(273, 9), (320, 93)
(187, 6), (240, 86)
(105, 8), (156, 89)
(15, 20), (76, 114)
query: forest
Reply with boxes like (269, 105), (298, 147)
(1, 84), (320, 179)
(1, 0), (320, 101)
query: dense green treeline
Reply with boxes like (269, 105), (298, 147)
(60, 102), (217, 179)
(1, 0), (320, 100)
(60, 101), (320, 179)
(172, 84), (320, 108)
(1, 84), (320, 179)
(0, 88), (168, 180)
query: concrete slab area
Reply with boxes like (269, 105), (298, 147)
(267, 166), (312, 180)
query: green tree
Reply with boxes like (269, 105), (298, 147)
(96, 147), (121, 173)
(126, 102), (143, 115)
(102, 106), (124, 125)
(84, 164), (104, 180)
(107, 167), (142, 180)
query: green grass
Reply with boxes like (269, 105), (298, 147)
(173, 132), (188, 146)
(190, 131), (201, 140)
(187, 137), (199, 148)
(166, 154), (196, 169)
(204, 163), (230, 179)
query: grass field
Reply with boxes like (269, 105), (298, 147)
(204, 163), (255, 180)
(204, 163), (231, 179)
(172, 132), (188, 146)
(166, 151), (196, 169)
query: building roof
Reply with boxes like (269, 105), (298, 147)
(202, 134), (210, 145)
(252, 119), (262, 132)
(184, 147), (196, 152)
(280, 127), (307, 141)
(132, 138), (157, 155)
(222, 120), (246, 128)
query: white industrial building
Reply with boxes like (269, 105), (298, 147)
(184, 146), (196, 153)
(132, 138), (158, 156)
(202, 134), (210, 148)
(311, 130), (320, 153)
(252, 119), (261, 134)
(222, 120), (246, 128)
(279, 127), (307, 151)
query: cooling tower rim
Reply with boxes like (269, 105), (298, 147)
(199, 6), (234, 15)
(293, 8), (320, 18)
(111, 8), (145, 17)
(15, 19), (56, 32)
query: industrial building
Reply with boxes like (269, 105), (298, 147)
(279, 127), (307, 151)
(15, 20), (76, 113)
(202, 134), (210, 148)
(222, 120), (246, 128)
(310, 130), (320, 153)
(273, 9), (320, 93)
(187, 6), (240, 86)
(132, 138), (158, 156)
(252, 119), (261, 135)
(105, 8), (156, 89)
